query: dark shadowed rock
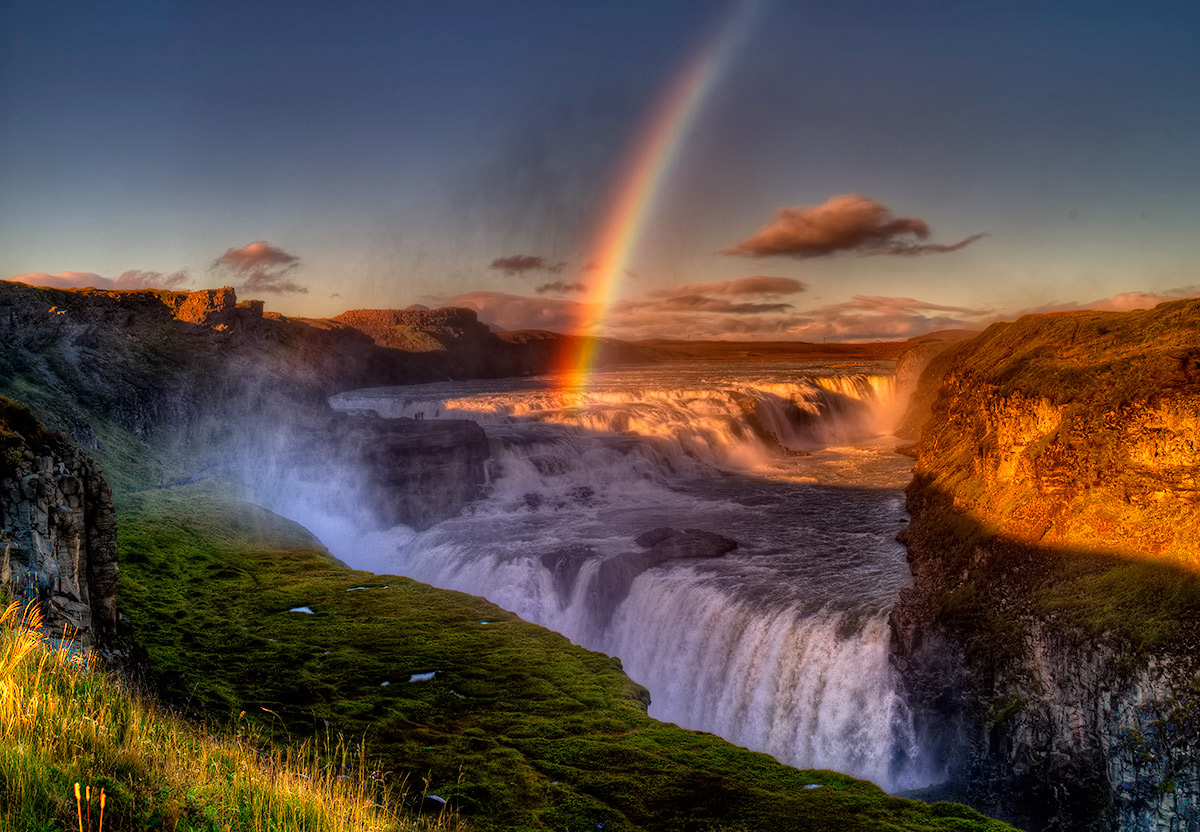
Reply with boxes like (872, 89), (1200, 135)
(588, 529), (739, 629)
(285, 414), (490, 531)
(540, 544), (596, 600)
(0, 398), (117, 651)
(634, 527), (738, 561)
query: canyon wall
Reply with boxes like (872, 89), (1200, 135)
(0, 283), (535, 638)
(891, 299), (1200, 831)
(0, 282), (652, 522)
(0, 398), (117, 651)
(0, 282), (652, 449)
(279, 414), (490, 531)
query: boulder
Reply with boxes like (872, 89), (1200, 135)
(634, 527), (738, 562)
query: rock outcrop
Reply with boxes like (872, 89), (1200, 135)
(586, 528), (739, 628)
(891, 300), (1200, 831)
(0, 398), (117, 650)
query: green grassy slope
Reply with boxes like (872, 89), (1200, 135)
(117, 485), (1014, 832)
(0, 597), (457, 832)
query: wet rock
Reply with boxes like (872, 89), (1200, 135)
(418, 794), (448, 815)
(588, 529), (739, 630)
(634, 527), (738, 561)
(284, 414), (490, 531)
(540, 545), (596, 600)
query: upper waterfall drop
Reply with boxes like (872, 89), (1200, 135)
(332, 361), (899, 474)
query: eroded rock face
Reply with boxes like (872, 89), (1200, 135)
(0, 414), (117, 650)
(170, 286), (239, 326)
(275, 414), (491, 531)
(890, 301), (1200, 831)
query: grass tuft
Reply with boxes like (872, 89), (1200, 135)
(0, 595), (465, 832)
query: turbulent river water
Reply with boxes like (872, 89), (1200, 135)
(277, 361), (938, 792)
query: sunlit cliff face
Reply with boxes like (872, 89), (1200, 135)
(908, 300), (1200, 572)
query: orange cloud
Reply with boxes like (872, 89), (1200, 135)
(211, 241), (306, 294)
(1015, 286), (1200, 315)
(7, 269), (190, 291)
(723, 194), (986, 259)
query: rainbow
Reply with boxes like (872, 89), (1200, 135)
(556, 0), (763, 387)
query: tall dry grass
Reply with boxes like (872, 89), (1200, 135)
(0, 598), (464, 831)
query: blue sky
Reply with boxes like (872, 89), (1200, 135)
(3, 0), (1198, 339)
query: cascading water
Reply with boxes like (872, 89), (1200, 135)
(279, 361), (937, 792)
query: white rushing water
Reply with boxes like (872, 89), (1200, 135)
(275, 361), (938, 791)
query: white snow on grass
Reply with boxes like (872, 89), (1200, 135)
(408, 671), (437, 682)
(288, 606), (314, 614)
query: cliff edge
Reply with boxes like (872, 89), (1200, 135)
(0, 397), (117, 650)
(891, 299), (1200, 831)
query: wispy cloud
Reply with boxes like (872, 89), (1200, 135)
(780, 295), (990, 340)
(535, 280), (586, 295)
(646, 276), (805, 298)
(444, 288), (988, 342)
(1014, 285), (1200, 315)
(723, 194), (986, 259)
(615, 295), (795, 315)
(6, 269), (190, 291)
(488, 254), (567, 277)
(211, 240), (307, 294)
(447, 290), (596, 332)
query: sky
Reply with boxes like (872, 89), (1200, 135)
(2, 0), (1199, 341)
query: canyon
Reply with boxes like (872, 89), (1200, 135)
(4, 280), (1199, 830)
(0, 281), (1007, 831)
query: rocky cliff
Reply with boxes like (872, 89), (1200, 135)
(274, 414), (490, 531)
(0, 282), (655, 511)
(0, 283), (652, 450)
(0, 397), (117, 650)
(891, 299), (1200, 831)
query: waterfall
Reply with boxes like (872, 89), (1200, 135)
(606, 575), (919, 788)
(332, 370), (897, 471)
(263, 361), (936, 793)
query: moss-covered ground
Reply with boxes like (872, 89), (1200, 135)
(117, 484), (1014, 831)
